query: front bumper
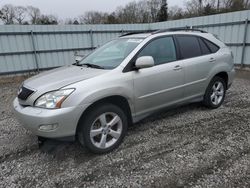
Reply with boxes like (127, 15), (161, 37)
(13, 98), (88, 139)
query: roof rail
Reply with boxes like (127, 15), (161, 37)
(153, 27), (207, 34)
(119, 27), (207, 37)
(120, 30), (157, 37)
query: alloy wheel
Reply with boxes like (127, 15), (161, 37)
(210, 81), (224, 106)
(90, 112), (123, 149)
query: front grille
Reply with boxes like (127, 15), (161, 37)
(18, 86), (34, 101)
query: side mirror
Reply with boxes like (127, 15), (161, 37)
(135, 56), (155, 69)
(75, 55), (85, 64)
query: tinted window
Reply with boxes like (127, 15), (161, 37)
(176, 36), (202, 59)
(198, 38), (211, 55)
(203, 39), (219, 53)
(138, 37), (177, 65)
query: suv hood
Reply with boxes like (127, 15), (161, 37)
(24, 65), (109, 91)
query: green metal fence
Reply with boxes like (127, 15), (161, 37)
(0, 10), (250, 75)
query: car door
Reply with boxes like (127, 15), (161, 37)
(175, 35), (218, 99)
(132, 36), (185, 116)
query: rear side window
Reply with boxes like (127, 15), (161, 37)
(198, 38), (211, 55)
(176, 36), (202, 59)
(203, 39), (220, 53)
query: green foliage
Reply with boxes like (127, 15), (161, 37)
(36, 15), (58, 25)
(203, 3), (217, 15)
(157, 0), (168, 22)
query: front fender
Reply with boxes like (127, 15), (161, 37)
(62, 69), (135, 113)
(80, 86), (135, 114)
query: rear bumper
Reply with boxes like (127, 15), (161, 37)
(13, 98), (88, 139)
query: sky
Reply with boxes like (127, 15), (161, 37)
(0, 0), (184, 19)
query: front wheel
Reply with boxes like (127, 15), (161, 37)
(77, 104), (128, 154)
(203, 76), (226, 109)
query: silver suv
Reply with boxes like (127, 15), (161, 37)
(13, 29), (235, 153)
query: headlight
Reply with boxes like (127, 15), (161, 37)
(34, 89), (75, 109)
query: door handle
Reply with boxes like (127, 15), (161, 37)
(173, 65), (182, 71)
(209, 58), (216, 62)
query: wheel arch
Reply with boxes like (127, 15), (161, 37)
(213, 71), (229, 89)
(76, 95), (133, 135)
(203, 72), (228, 108)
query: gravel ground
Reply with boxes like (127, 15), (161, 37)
(0, 73), (250, 188)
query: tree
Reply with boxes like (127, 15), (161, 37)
(231, 0), (245, 11)
(65, 18), (79, 24)
(168, 6), (184, 20)
(73, 20), (79, 25)
(157, 0), (168, 22)
(214, 0), (249, 12)
(65, 18), (73, 24)
(0, 4), (15, 24)
(14, 6), (27, 24)
(27, 6), (41, 24)
(37, 14), (58, 25)
(137, 1), (151, 23)
(1, 0), (249, 25)
(147, 0), (162, 22)
(79, 11), (108, 24)
(114, 2), (139, 24)
(203, 3), (216, 15)
(185, 0), (217, 16)
(106, 13), (118, 24)
(217, 0), (220, 10)
(114, 0), (163, 23)
(244, 0), (250, 8)
(0, 10), (3, 24)
(199, 0), (203, 14)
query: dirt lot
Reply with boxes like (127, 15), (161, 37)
(0, 72), (250, 188)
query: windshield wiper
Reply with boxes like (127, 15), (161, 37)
(78, 63), (104, 69)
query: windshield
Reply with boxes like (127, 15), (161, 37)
(78, 38), (143, 69)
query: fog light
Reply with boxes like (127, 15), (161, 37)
(39, 124), (58, 131)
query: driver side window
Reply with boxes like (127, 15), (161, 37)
(138, 36), (177, 66)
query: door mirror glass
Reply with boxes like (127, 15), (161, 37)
(135, 56), (154, 69)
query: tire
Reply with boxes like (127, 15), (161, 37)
(77, 103), (128, 154)
(203, 76), (226, 109)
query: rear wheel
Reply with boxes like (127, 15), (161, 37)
(203, 76), (226, 109)
(77, 104), (128, 154)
